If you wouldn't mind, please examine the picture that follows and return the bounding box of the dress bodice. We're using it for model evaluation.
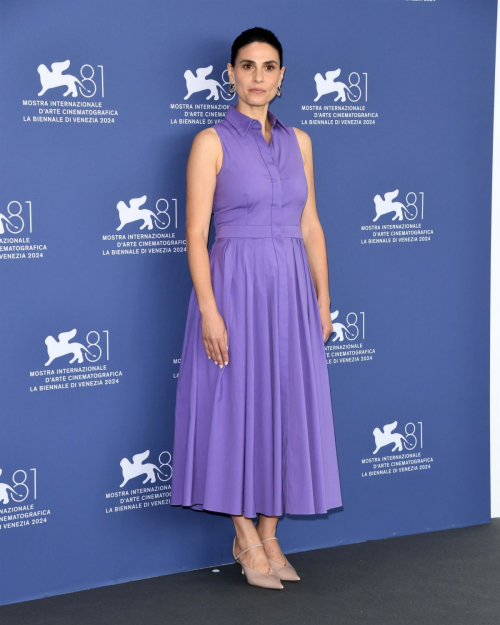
[212,104,308,235]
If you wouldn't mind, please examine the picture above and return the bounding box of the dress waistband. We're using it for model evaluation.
[215,224,303,240]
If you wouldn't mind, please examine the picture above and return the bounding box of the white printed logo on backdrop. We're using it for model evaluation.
[361,421,434,478]
[301,67,379,127]
[360,189,434,245]
[171,64,235,127]
[22,59,118,125]
[29,328,123,393]
[184,65,234,102]
[325,309,376,365]
[102,194,186,256]
[0,200,49,261]
[0,466,51,532]
[104,450,172,514]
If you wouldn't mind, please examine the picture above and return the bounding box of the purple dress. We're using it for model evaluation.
[170,104,343,518]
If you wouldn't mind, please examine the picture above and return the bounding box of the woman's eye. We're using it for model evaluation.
[242,64,275,70]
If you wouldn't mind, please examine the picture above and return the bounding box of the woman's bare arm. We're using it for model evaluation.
[293,127,333,342]
[185,128,229,367]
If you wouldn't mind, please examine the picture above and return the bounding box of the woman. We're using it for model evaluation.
[171,27,343,590]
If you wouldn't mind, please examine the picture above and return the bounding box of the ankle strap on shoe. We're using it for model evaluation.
[234,541,264,561]
[261,537,278,544]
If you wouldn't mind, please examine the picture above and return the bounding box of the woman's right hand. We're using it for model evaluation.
[201,309,229,367]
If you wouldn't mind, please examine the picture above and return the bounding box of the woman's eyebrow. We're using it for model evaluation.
[239,59,278,64]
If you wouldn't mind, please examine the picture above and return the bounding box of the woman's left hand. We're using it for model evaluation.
[318,301,333,343]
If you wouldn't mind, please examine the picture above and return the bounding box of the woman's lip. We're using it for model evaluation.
[250,89,265,92]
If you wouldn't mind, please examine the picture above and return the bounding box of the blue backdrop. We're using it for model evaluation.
[0,0,495,606]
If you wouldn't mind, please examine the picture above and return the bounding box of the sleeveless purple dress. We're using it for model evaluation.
[170,104,343,518]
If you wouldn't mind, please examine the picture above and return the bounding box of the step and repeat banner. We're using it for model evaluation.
[0,0,495,606]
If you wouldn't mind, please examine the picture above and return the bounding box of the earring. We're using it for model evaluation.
[276,84,282,97]
[229,83,236,93]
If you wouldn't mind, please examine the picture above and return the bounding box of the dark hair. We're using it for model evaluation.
[230,27,283,69]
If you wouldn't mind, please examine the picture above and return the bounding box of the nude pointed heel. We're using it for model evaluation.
[261,537,301,581]
[233,537,284,589]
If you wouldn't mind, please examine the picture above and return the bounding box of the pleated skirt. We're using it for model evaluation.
[170,235,343,518]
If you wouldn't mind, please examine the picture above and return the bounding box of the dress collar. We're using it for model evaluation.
[224,104,290,137]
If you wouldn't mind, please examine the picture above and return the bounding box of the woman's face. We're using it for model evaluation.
[229,41,284,105]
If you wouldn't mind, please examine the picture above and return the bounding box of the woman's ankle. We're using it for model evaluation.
[255,524,276,539]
